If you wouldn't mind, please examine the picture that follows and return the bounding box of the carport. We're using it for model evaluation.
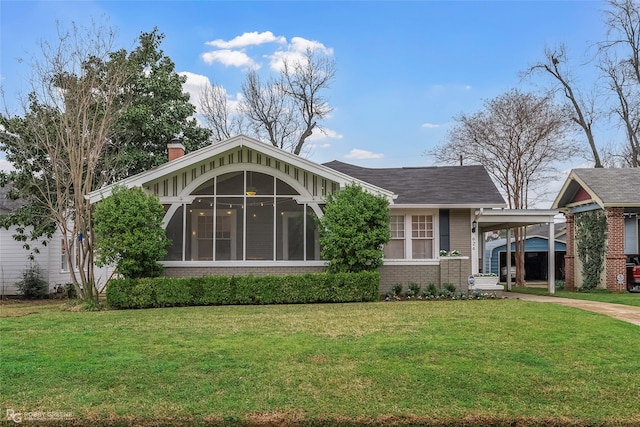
[473,209,560,294]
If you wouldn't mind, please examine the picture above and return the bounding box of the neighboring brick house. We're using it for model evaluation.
[552,168,640,292]
[87,135,507,294]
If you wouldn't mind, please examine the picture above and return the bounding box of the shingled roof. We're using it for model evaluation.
[323,161,506,206]
[553,168,640,209]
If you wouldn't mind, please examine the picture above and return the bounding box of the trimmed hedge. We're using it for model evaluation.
[106,272,379,309]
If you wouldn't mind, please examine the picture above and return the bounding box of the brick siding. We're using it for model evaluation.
[605,207,627,292]
[564,213,575,291]
[164,262,470,296]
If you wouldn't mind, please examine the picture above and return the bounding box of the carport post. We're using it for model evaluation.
[548,220,555,295]
[506,228,512,291]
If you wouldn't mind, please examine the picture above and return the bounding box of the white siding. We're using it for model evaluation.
[0,227,113,296]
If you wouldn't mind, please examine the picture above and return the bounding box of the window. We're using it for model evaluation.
[411,215,433,259]
[384,215,405,259]
[61,238,80,271]
[61,239,69,271]
[164,171,320,262]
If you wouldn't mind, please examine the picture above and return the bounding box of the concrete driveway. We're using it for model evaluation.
[504,293,640,326]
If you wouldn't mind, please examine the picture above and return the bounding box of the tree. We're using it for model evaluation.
[199,83,248,141]
[201,48,335,155]
[93,186,169,279]
[316,183,390,273]
[0,22,130,301]
[0,24,209,300]
[523,45,604,168]
[600,55,640,167]
[599,0,640,167]
[429,89,574,285]
[524,0,640,168]
[103,28,212,181]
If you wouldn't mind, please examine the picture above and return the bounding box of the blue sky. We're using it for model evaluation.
[0,1,615,206]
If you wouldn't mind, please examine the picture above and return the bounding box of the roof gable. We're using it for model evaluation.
[553,168,640,209]
[323,161,505,207]
[87,135,394,203]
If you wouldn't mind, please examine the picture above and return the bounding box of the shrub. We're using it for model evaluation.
[317,183,390,273]
[443,283,456,293]
[52,283,76,299]
[94,185,170,279]
[16,261,49,299]
[106,271,380,309]
[575,209,607,290]
[423,283,438,297]
[406,282,421,299]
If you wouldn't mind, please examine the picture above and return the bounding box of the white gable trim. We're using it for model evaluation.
[87,135,395,204]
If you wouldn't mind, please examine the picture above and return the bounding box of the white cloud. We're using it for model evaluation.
[290,37,333,55]
[181,71,209,101]
[268,37,333,71]
[180,72,244,117]
[201,49,258,69]
[308,128,343,141]
[307,143,331,150]
[345,149,384,160]
[421,123,440,129]
[0,158,14,172]
[205,31,286,49]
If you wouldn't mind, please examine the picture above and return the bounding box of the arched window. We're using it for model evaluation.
[164,171,320,262]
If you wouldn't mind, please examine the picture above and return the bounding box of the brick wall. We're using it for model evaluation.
[564,213,575,291]
[163,266,324,278]
[164,263,466,296]
[378,264,441,295]
[605,207,627,292]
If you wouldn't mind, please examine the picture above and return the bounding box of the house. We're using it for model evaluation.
[552,168,640,291]
[0,186,113,296]
[87,135,510,294]
[484,223,566,282]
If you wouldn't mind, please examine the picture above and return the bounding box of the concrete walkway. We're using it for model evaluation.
[504,293,640,326]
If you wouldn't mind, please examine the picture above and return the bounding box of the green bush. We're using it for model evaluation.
[106,271,380,309]
[317,183,390,273]
[93,185,170,279]
[16,261,49,299]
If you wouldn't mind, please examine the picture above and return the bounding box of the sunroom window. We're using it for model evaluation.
[163,171,320,262]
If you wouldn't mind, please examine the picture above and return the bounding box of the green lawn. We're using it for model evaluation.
[512,286,640,307]
[1,299,640,426]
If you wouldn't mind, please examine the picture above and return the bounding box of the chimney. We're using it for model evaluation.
[167,139,185,162]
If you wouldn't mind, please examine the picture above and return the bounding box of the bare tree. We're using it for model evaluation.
[602,0,640,82]
[199,83,247,141]
[599,0,640,166]
[0,22,131,300]
[241,70,298,151]
[600,55,640,166]
[200,48,336,156]
[523,45,603,168]
[429,89,574,285]
[280,49,336,155]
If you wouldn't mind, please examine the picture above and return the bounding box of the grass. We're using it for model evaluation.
[1,299,640,426]
[512,285,640,307]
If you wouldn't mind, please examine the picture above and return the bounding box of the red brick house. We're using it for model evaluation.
[552,168,640,291]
